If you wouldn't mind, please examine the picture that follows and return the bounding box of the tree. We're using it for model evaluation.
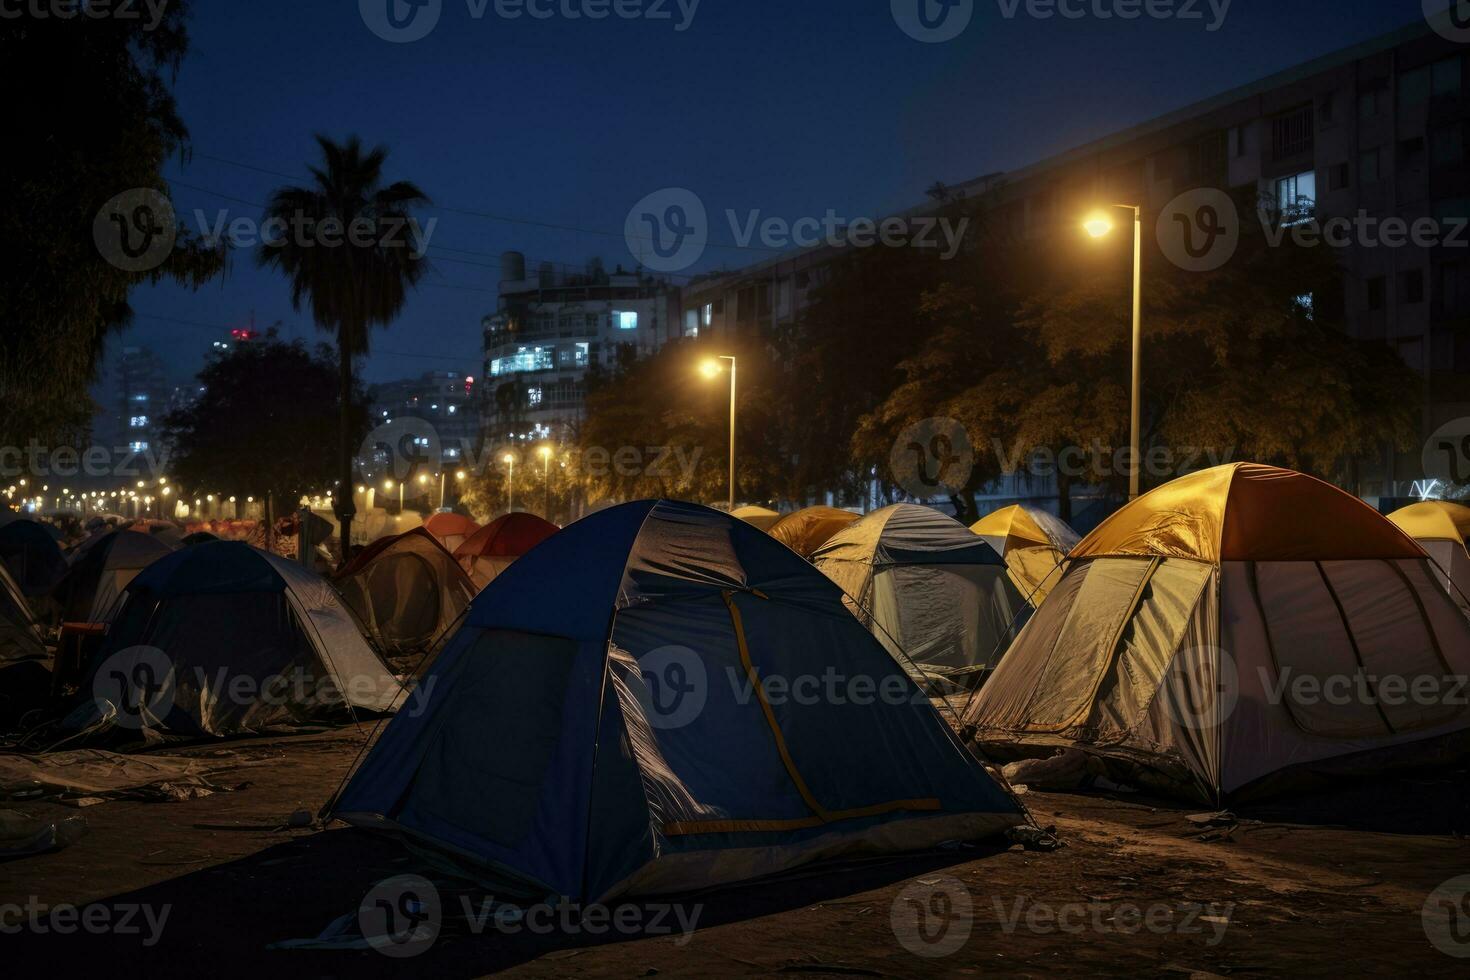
[257,136,430,559]
[161,336,367,527]
[1,4,225,447]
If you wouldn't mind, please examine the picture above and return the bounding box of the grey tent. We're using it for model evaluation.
[964,464,1470,804]
[813,504,1027,692]
[54,530,173,624]
[80,542,404,738]
[335,529,476,655]
[0,519,67,598]
[0,562,45,663]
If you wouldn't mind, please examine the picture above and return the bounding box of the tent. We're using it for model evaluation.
[812,504,1027,692]
[1388,501,1470,615]
[963,463,1470,804]
[0,519,67,598]
[731,505,781,531]
[0,562,45,663]
[181,531,219,547]
[421,512,481,554]
[331,501,1025,903]
[53,530,174,624]
[453,512,560,590]
[335,529,475,655]
[80,541,404,738]
[768,506,861,560]
[125,519,185,550]
[971,505,1081,606]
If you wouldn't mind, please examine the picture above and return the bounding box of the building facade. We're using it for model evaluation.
[368,370,480,469]
[481,253,681,444]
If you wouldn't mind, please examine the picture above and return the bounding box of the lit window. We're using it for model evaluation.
[129,416,149,428]
[448,405,457,415]
[1275,171,1316,226]
[702,303,713,326]
[616,311,638,331]
[129,441,149,452]
[490,347,555,375]
[528,386,543,407]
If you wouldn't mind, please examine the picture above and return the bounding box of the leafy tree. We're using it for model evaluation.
[257,136,430,556]
[161,335,368,526]
[2,4,225,446]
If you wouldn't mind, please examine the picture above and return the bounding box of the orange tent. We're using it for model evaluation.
[768,506,860,559]
[454,513,560,590]
[421,512,481,553]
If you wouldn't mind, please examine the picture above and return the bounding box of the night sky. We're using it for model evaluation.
[128,0,1430,389]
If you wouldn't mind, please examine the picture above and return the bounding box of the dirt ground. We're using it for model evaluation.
[1,727,1468,979]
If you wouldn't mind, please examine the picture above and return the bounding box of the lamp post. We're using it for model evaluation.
[538,445,553,520]
[502,453,516,513]
[1084,204,1144,500]
[699,356,738,512]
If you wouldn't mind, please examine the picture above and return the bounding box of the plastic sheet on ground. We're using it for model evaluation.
[0,809,88,859]
[0,749,259,805]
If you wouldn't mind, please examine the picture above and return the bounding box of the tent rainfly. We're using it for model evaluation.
[54,530,174,624]
[79,541,404,738]
[335,528,476,654]
[453,513,560,591]
[1388,501,1470,615]
[331,501,1025,903]
[964,463,1470,804]
[0,562,45,663]
[768,506,862,560]
[971,505,1081,606]
[812,504,1027,692]
[0,519,67,598]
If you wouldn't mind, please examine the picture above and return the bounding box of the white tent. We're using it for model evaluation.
[813,504,1026,692]
[964,464,1470,804]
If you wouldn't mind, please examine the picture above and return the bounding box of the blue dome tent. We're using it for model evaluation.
[331,500,1025,903]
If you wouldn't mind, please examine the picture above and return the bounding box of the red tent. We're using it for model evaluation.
[421,512,481,553]
[454,513,559,590]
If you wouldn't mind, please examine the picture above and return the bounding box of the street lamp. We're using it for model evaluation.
[502,453,516,513]
[699,356,738,512]
[1083,204,1144,500]
[538,445,553,520]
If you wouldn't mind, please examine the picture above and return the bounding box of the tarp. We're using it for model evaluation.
[768,506,861,559]
[76,541,403,738]
[731,505,781,531]
[453,513,560,590]
[332,500,1025,903]
[966,464,1470,804]
[1072,463,1425,563]
[0,519,67,597]
[813,504,1026,691]
[972,505,1081,606]
[335,529,475,654]
[53,530,174,624]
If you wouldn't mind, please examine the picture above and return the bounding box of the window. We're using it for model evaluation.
[1275,170,1317,225]
[1432,124,1464,168]
[684,309,698,335]
[489,346,554,376]
[527,386,543,407]
[1400,136,1427,170]
[1400,66,1433,110]
[1359,147,1382,184]
[1433,56,1463,97]
[1367,276,1387,312]
[1328,163,1350,191]
[1318,93,1336,125]
[614,311,638,331]
[129,441,149,453]
[1441,262,1470,316]
[129,415,149,428]
[1359,80,1388,120]
[702,303,713,326]
[1271,105,1314,159]
[1402,269,1426,305]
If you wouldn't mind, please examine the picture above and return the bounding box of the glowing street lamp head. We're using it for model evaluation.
[1083,212,1115,239]
[383,479,395,490]
[417,473,429,485]
[502,453,515,466]
[699,359,723,379]
[455,470,467,481]
[538,445,553,460]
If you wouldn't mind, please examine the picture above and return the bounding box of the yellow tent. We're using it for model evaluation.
[769,506,861,559]
[971,505,1080,605]
[1388,501,1470,613]
[730,505,781,531]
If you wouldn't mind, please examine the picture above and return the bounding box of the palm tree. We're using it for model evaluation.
[258,135,430,558]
